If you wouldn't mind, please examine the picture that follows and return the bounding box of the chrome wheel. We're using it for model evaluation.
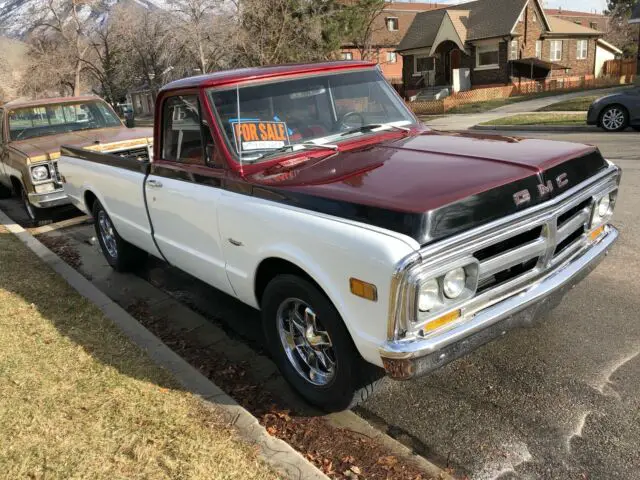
[277,298,336,386]
[97,210,118,258]
[602,107,626,131]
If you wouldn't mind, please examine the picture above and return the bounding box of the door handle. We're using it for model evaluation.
[147,179,163,188]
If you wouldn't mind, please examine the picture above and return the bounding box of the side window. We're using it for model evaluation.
[162,95,207,164]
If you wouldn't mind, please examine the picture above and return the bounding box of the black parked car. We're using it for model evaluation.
[587,87,640,132]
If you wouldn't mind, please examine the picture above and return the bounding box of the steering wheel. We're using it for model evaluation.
[337,111,365,131]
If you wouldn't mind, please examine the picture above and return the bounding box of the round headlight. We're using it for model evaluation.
[443,267,466,299]
[31,165,50,182]
[597,195,611,218]
[418,279,440,312]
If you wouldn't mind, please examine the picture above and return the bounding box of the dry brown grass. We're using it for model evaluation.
[0,226,278,480]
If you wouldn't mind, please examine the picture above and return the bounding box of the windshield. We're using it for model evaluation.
[8,101,122,141]
[208,69,416,162]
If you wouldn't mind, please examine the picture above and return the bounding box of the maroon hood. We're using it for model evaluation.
[243,131,607,244]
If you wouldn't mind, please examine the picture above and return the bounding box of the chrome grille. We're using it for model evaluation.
[474,198,593,292]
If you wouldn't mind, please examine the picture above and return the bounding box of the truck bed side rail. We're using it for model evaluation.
[60,145,150,175]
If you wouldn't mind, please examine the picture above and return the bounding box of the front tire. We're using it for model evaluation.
[92,200,147,272]
[20,184,50,227]
[262,274,384,412]
[600,105,629,132]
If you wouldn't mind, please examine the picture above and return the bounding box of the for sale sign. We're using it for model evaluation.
[231,120,290,152]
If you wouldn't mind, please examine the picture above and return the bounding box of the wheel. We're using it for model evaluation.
[261,274,384,412]
[92,200,147,272]
[19,183,50,227]
[600,105,629,132]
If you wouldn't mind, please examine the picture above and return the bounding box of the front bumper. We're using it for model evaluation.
[380,226,618,380]
[28,189,70,209]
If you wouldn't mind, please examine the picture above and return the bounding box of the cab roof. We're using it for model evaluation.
[161,61,377,92]
[2,95,104,110]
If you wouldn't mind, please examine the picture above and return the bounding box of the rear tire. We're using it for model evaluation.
[261,274,384,412]
[92,200,147,272]
[600,105,629,132]
[19,183,50,227]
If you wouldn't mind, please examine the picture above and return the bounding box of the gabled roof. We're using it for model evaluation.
[545,16,602,35]
[545,9,606,18]
[465,0,528,41]
[396,9,448,51]
[630,3,640,24]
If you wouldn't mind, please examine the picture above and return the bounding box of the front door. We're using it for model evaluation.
[145,92,235,297]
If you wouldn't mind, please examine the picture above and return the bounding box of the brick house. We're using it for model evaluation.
[339,2,445,82]
[396,0,613,95]
[545,8,610,34]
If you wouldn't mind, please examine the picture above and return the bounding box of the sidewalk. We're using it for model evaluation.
[422,86,628,131]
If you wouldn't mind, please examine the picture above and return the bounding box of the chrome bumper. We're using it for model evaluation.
[28,189,70,208]
[380,226,618,380]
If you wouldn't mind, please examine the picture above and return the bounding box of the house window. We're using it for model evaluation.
[535,40,542,59]
[574,21,582,25]
[386,17,399,31]
[550,40,563,61]
[510,40,519,60]
[387,52,397,64]
[577,39,588,60]
[476,43,500,69]
[414,55,435,75]
[341,52,353,61]
[590,22,598,29]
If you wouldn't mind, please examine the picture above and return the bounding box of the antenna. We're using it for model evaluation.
[236,84,242,172]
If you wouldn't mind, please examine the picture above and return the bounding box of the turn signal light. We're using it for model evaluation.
[589,225,605,242]
[424,309,461,333]
[350,278,378,302]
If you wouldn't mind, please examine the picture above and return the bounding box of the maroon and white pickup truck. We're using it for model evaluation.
[59,61,620,411]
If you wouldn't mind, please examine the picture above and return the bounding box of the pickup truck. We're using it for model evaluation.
[58,61,621,411]
[0,96,152,225]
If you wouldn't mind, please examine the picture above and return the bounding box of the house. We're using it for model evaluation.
[545,8,609,33]
[396,0,615,95]
[339,2,445,82]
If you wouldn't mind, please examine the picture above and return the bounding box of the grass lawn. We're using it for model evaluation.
[480,113,587,126]
[537,95,600,112]
[0,225,277,480]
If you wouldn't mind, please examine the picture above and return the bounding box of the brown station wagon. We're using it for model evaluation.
[0,95,153,225]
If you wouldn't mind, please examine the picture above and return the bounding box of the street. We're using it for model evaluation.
[1,129,638,480]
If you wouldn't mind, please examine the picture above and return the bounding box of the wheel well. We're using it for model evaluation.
[10,176,22,194]
[84,191,97,214]
[254,257,326,307]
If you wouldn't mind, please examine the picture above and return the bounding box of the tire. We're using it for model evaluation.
[92,200,147,272]
[19,183,50,227]
[261,274,384,412]
[600,105,629,132]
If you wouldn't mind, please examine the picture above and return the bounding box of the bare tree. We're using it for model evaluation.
[342,0,386,61]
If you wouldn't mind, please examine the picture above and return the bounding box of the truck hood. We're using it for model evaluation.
[11,126,153,163]
[247,131,608,244]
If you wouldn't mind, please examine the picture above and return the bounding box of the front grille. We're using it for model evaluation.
[473,198,594,294]
[117,147,150,162]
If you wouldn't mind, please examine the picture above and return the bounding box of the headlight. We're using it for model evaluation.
[443,267,466,299]
[31,165,50,182]
[418,279,440,312]
[591,191,616,228]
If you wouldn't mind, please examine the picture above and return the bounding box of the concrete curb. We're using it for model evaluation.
[0,209,328,480]
[472,124,598,132]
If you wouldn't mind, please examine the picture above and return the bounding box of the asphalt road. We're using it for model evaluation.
[2,129,638,480]
[361,130,640,479]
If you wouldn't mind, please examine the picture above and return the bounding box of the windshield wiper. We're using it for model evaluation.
[256,142,338,161]
[340,124,411,137]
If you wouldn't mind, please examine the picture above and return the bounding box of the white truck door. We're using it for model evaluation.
[144,93,235,297]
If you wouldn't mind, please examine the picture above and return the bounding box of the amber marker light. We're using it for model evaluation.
[589,225,606,242]
[349,278,378,301]
[424,309,461,334]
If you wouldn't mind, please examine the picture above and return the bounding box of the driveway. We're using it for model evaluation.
[423,86,632,131]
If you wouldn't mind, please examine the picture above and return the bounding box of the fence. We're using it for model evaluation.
[408,74,636,115]
[603,59,637,77]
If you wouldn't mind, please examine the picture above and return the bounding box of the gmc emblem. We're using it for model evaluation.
[513,173,569,207]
